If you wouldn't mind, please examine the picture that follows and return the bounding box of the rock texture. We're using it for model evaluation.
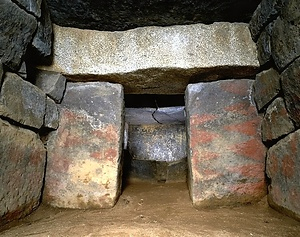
[44,97,59,130]
[44,82,124,209]
[267,129,300,220]
[261,97,295,142]
[35,70,66,103]
[15,0,42,17]
[46,0,260,31]
[40,23,258,94]
[0,0,37,71]
[0,119,46,224]
[186,79,267,208]
[281,58,300,126]
[253,68,281,112]
[0,73,46,129]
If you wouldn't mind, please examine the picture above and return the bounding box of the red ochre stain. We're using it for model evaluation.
[290,188,300,209]
[227,163,265,180]
[282,155,295,179]
[230,180,266,196]
[267,152,279,175]
[230,138,266,161]
[90,151,103,160]
[92,124,118,141]
[104,148,118,161]
[220,80,249,96]
[224,119,259,136]
[190,129,220,146]
[190,114,218,125]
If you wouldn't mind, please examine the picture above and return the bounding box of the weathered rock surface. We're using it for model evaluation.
[44,82,124,209]
[15,0,42,17]
[271,16,300,71]
[128,124,186,162]
[0,73,46,129]
[44,97,59,130]
[0,119,46,224]
[46,0,260,31]
[256,23,273,66]
[31,0,53,57]
[261,97,295,143]
[249,0,282,42]
[35,70,66,103]
[267,129,300,221]
[0,0,37,71]
[0,64,3,85]
[281,58,300,126]
[40,23,259,94]
[186,79,267,208]
[253,68,281,112]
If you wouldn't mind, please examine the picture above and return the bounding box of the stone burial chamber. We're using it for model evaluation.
[1,0,300,227]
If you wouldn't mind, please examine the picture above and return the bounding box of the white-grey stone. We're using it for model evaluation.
[40,23,259,94]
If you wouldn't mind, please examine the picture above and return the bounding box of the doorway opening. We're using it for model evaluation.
[122,94,188,188]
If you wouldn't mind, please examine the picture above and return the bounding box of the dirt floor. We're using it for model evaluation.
[1,181,300,237]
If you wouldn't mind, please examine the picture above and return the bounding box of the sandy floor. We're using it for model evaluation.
[1,181,300,237]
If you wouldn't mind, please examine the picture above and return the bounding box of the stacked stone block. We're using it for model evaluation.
[44,82,124,209]
[0,0,55,225]
[250,0,300,220]
[186,79,267,207]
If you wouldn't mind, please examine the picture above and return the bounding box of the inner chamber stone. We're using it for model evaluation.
[124,94,187,183]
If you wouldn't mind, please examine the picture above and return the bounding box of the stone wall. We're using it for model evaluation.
[0,0,60,225]
[249,0,300,221]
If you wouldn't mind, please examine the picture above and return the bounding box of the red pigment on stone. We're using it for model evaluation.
[282,155,295,179]
[227,163,265,180]
[104,148,118,162]
[230,138,266,161]
[190,129,220,144]
[190,114,218,125]
[230,180,266,196]
[223,119,260,137]
[220,80,249,96]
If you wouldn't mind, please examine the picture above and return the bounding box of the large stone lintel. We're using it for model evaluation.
[40,23,259,94]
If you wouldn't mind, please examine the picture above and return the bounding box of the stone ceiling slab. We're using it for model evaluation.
[40,23,259,94]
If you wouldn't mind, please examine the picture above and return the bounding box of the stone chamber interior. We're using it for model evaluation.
[1,0,300,236]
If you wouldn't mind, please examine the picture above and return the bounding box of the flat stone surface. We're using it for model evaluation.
[40,23,259,94]
[267,129,300,221]
[0,0,37,71]
[0,119,46,224]
[46,0,260,31]
[256,23,273,66]
[271,16,300,70]
[186,79,267,208]
[44,97,59,130]
[261,97,295,143]
[35,70,66,103]
[0,73,46,129]
[253,68,281,112]
[44,82,124,209]
[128,124,186,162]
[281,57,300,126]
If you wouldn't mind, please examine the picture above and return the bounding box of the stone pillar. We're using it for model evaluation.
[44,82,124,209]
[185,79,267,208]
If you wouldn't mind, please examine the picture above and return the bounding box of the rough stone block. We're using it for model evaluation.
[271,17,300,70]
[261,97,295,143]
[186,79,267,208]
[281,58,300,126]
[0,119,46,224]
[253,68,281,111]
[44,97,59,130]
[0,0,37,70]
[249,0,282,42]
[44,82,124,209]
[257,23,273,66]
[0,64,3,85]
[31,0,53,57]
[15,0,42,17]
[39,23,258,94]
[128,124,186,162]
[35,70,66,103]
[0,73,46,129]
[266,129,300,220]
[281,0,300,23]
